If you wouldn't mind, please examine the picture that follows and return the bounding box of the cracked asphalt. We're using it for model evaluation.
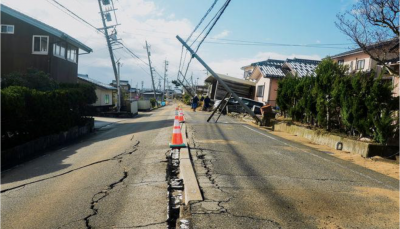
[1,106,175,229]
[185,110,399,229]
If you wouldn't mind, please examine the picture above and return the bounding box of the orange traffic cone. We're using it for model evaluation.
[169,119,186,148]
[178,108,185,123]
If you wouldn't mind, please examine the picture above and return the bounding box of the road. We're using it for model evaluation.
[1,107,175,229]
[185,110,399,229]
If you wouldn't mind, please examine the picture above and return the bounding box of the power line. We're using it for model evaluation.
[194,0,232,53]
[186,0,219,42]
[49,0,102,33]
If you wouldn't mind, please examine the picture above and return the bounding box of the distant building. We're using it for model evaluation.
[110,80,131,93]
[77,74,116,108]
[243,58,320,106]
[1,4,92,83]
[331,41,399,97]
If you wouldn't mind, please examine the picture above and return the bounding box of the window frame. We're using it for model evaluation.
[66,46,77,63]
[105,94,110,104]
[356,59,365,70]
[53,42,66,59]
[256,85,264,97]
[1,24,14,34]
[32,35,49,55]
[338,60,344,65]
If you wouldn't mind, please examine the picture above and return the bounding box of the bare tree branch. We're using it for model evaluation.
[335,0,399,73]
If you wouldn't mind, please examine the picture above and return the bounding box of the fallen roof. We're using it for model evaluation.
[205,73,256,86]
[1,4,92,53]
[78,74,116,90]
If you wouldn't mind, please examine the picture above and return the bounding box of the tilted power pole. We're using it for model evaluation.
[145,41,157,106]
[163,59,168,102]
[97,0,121,111]
[176,35,261,124]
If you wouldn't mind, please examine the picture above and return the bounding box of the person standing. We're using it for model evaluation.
[192,95,199,112]
[203,95,211,111]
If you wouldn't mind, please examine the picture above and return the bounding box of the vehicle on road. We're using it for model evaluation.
[213,97,265,114]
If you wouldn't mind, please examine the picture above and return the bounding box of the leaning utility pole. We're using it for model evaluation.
[117,61,121,111]
[97,0,121,111]
[163,59,168,102]
[145,41,157,105]
[176,35,261,124]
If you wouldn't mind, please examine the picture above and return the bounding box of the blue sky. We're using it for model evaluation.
[3,0,357,88]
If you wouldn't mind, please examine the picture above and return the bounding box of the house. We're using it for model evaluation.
[205,73,256,100]
[110,80,131,93]
[246,58,320,106]
[128,88,140,100]
[331,41,399,97]
[1,4,92,83]
[77,74,117,108]
[141,89,163,100]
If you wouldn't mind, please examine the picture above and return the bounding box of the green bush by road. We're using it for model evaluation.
[1,70,97,150]
[277,58,399,144]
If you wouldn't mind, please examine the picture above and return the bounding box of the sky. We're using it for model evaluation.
[2,0,358,89]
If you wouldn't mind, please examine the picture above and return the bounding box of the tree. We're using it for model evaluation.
[314,58,346,130]
[336,0,399,73]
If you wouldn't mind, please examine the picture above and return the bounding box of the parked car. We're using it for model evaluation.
[213,97,265,114]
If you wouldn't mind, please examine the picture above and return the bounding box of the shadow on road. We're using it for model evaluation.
[1,116,174,185]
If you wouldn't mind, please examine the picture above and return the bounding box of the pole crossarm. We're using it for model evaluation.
[177,78,194,98]
[176,35,261,124]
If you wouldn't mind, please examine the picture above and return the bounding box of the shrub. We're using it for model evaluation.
[183,94,191,105]
[150,98,156,107]
[1,69,59,91]
[1,84,96,150]
[276,58,399,144]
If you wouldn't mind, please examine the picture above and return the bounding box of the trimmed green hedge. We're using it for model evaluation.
[1,71,97,150]
[277,58,399,144]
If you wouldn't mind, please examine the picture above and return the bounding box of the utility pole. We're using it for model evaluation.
[163,59,168,102]
[116,61,121,112]
[145,41,157,106]
[97,0,120,112]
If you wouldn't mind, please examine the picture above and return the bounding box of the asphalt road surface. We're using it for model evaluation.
[1,107,175,229]
[185,110,399,229]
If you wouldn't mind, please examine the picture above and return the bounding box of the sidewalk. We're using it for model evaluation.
[183,108,399,228]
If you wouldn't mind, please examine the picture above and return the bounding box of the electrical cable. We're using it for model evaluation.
[186,0,219,42]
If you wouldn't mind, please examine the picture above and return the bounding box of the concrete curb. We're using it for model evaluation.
[179,123,203,205]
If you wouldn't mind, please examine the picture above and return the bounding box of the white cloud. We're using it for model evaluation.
[212,30,230,39]
[316,40,321,44]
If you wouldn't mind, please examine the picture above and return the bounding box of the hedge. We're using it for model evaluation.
[277,58,399,144]
[2,83,96,150]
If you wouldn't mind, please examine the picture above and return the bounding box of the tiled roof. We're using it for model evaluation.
[78,74,117,90]
[284,58,321,77]
[251,59,285,67]
[1,4,92,52]
[253,59,286,78]
[259,65,285,78]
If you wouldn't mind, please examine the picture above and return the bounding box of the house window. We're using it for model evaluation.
[105,94,110,104]
[1,25,14,34]
[32,35,49,54]
[53,43,66,59]
[338,60,344,65]
[356,59,365,70]
[67,46,77,63]
[349,61,353,71]
[256,85,264,97]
